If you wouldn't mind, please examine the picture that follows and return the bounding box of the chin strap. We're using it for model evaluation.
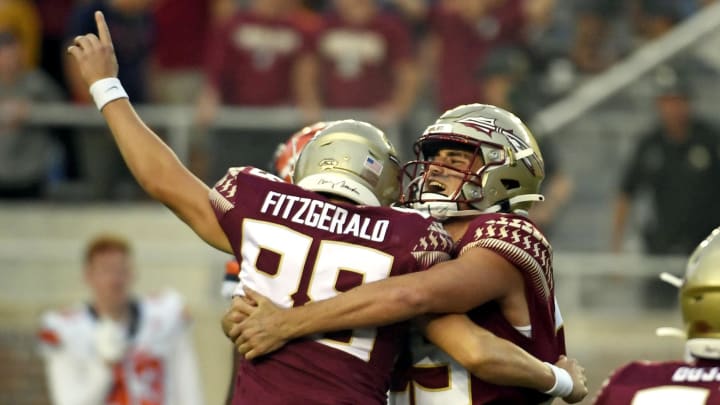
[476,193,545,214]
[412,193,546,221]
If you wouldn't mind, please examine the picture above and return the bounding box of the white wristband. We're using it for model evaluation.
[543,362,573,397]
[89,78,128,111]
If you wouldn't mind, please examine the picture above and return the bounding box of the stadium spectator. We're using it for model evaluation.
[65,0,154,104]
[36,0,75,93]
[478,46,573,236]
[594,226,720,404]
[37,234,204,405]
[569,0,627,74]
[196,0,318,181]
[66,14,585,402]
[612,66,720,256]
[0,28,63,199]
[35,0,79,186]
[634,0,689,43]
[64,0,155,200]
[612,65,720,310]
[313,0,419,126]
[408,0,545,112]
[150,0,232,104]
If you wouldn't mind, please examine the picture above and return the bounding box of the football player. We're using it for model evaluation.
[37,235,203,405]
[593,226,720,405]
[228,103,585,403]
[67,13,583,404]
[219,121,326,403]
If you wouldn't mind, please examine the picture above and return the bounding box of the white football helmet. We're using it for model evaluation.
[681,226,720,359]
[293,120,401,206]
[400,104,545,220]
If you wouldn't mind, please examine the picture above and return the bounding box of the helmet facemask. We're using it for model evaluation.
[401,134,488,219]
[400,131,543,220]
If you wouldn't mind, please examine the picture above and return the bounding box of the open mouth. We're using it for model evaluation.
[424,180,446,194]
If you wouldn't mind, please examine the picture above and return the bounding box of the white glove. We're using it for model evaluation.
[94,318,128,363]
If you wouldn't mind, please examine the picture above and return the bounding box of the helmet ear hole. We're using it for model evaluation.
[501,179,520,190]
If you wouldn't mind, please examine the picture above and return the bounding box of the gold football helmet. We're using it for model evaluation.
[293,120,401,206]
[400,104,545,220]
[681,226,720,359]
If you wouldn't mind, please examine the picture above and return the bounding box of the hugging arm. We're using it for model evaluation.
[421,314,587,403]
[234,247,516,346]
[222,291,586,402]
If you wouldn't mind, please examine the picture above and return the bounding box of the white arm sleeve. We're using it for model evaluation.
[44,349,113,405]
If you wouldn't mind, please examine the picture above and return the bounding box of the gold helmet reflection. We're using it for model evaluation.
[293,120,401,206]
[682,227,720,359]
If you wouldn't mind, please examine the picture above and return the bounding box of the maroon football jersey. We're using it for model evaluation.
[210,167,453,404]
[204,12,311,106]
[392,213,565,404]
[594,359,720,405]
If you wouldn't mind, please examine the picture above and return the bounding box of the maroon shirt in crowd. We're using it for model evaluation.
[153,0,210,70]
[431,0,526,111]
[317,12,413,108]
[204,12,312,105]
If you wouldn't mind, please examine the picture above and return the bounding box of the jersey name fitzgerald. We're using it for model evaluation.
[260,190,389,242]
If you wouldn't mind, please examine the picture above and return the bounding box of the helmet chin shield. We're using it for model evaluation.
[409,192,461,222]
[686,338,720,360]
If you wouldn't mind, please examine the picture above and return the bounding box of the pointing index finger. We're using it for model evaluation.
[95,11,113,47]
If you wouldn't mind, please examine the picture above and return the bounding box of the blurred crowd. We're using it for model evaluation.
[0,0,717,202]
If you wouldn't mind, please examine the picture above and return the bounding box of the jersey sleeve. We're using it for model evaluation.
[37,311,114,405]
[210,166,284,219]
[460,215,553,299]
[209,167,244,218]
[37,312,63,354]
[409,219,453,270]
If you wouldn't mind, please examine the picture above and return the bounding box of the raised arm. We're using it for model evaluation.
[67,11,231,253]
